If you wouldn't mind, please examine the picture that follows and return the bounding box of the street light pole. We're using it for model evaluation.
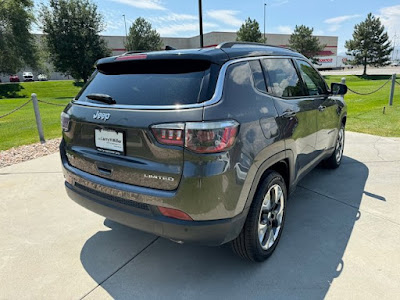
[122,14,128,42]
[263,3,267,43]
[198,0,204,48]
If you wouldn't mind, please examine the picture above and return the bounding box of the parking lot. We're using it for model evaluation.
[1,132,399,299]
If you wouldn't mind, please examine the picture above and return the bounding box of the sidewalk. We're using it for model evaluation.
[1,132,399,299]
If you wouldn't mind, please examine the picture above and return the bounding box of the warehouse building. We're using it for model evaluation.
[0,31,338,82]
[106,31,338,57]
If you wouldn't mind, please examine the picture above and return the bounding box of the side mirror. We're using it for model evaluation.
[331,83,348,95]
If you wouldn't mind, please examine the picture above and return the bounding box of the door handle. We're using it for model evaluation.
[281,110,296,118]
[318,105,326,112]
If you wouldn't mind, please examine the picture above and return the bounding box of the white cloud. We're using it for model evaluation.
[276,26,292,34]
[206,10,242,27]
[324,14,361,24]
[149,13,197,23]
[324,14,360,32]
[270,0,289,7]
[378,5,400,45]
[110,0,166,10]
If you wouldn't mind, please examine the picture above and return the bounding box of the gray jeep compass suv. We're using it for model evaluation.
[60,42,347,262]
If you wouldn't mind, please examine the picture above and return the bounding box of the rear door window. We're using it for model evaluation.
[261,58,306,98]
[295,60,328,95]
[76,60,213,106]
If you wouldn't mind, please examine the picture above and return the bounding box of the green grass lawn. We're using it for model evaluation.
[325,75,400,137]
[0,75,399,151]
[0,81,82,150]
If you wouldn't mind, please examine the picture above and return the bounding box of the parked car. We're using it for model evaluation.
[23,72,34,81]
[38,74,48,81]
[9,75,20,82]
[60,42,348,262]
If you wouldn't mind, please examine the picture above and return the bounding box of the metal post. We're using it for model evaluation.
[198,0,203,48]
[263,3,266,43]
[389,74,396,106]
[341,77,346,85]
[122,15,128,40]
[31,93,45,144]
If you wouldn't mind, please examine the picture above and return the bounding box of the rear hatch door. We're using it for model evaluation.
[63,57,220,191]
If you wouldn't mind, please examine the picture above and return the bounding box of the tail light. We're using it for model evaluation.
[61,112,70,132]
[151,123,184,146]
[151,120,239,153]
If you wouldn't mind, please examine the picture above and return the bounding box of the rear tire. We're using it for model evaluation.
[231,171,287,262]
[324,124,345,169]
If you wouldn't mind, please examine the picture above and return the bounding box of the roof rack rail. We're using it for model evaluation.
[216,41,295,52]
[121,50,143,56]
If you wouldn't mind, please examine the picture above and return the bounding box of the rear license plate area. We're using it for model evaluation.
[95,128,125,155]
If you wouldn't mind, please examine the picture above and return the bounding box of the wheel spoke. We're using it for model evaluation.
[266,228,274,248]
[276,207,284,224]
[274,185,283,204]
[258,223,267,242]
[262,192,272,211]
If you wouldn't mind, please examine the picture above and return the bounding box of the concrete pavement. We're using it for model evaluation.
[0,132,399,299]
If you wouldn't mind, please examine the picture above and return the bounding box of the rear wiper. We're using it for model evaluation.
[86,93,116,104]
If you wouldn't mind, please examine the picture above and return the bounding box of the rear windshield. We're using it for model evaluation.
[76,59,214,106]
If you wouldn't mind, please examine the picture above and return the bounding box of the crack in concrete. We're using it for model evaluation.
[372,138,387,161]
[80,236,159,300]
[297,185,400,227]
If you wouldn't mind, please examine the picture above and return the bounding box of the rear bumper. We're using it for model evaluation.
[65,180,247,246]
[61,139,248,245]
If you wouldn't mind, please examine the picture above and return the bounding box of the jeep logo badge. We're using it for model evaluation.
[93,111,110,121]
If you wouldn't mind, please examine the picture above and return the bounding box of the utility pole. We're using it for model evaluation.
[263,3,267,43]
[198,0,204,47]
[122,14,128,44]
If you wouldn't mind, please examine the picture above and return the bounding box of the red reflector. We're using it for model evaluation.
[116,54,147,61]
[158,207,193,221]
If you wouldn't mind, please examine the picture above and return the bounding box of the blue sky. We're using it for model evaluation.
[34,0,400,55]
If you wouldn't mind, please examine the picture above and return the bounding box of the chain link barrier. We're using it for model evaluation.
[37,99,66,107]
[0,99,32,119]
[347,78,391,95]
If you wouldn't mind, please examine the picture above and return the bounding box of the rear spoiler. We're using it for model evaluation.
[96,58,215,75]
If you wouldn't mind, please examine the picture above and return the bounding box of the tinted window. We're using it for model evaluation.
[249,60,267,93]
[296,60,328,95]
[224,61,253,97]
[76,64,210,106]
[261,58,305,97]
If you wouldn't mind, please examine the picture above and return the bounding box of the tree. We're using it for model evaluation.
[236,18,263,43]
[345,13,393,76]
[0,0,38,74]
[288,25,324,61]
[40,0,110,82]
[125,18,162,51]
